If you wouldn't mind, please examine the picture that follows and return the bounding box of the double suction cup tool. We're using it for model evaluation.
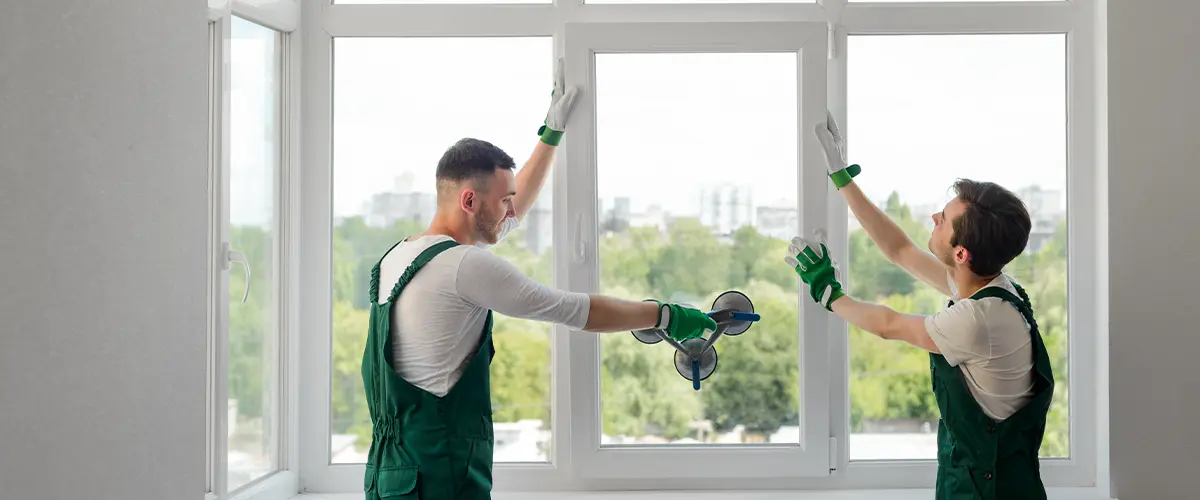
[631,291,761,391]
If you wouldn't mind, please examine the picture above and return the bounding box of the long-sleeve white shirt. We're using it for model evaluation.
[377,227,590,396]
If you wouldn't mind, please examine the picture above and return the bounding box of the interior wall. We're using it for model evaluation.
[1107,0,1200,498]
[0,1,209,498]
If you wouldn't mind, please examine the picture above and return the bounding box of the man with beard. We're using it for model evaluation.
[361,67,717,500]
[785,113,1054,500]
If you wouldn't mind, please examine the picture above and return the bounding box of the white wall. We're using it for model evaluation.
[1108,0,1200,498]
[0,1,208,499]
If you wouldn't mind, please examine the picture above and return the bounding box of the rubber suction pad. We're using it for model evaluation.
[674,337,718,382]
[631,328,664,344]
[712,290,755,336]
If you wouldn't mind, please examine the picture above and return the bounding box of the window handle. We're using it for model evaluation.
[222,242,251,304]
[573,212,586,264]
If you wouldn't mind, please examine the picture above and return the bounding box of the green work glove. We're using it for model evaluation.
[537,58,580,146]
[814,110,862,189]
[646,300,717,342]
[784,231,846,311]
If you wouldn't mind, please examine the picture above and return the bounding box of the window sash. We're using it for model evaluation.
[560,20,833,480]
[209,12,300,500]
[297,0,1100,493]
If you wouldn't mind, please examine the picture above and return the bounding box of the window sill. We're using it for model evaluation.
[292,488,1113,500]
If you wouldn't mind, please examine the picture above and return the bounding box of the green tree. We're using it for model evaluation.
[648,218,730,302]
[700,281,800,438]
[331,301,372,445]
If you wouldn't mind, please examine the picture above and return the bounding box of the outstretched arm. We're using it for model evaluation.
[456,248,714,339]
[814,112,953,297]
[830,296,940,353]
[786,234,940,353]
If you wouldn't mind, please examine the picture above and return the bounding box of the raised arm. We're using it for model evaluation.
[814,112,953,297]
[512,59,578,220]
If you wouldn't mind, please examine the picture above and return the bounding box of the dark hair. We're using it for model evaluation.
[949,179,1032,277]
[435,138,515,193]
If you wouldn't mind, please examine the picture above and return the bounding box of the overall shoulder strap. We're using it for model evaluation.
[969,281,1038,333]
[385,240,460,303]
[369,238,409,305]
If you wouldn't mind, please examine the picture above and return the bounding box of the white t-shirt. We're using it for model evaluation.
[924,274,1036,421]
[377,221,590,397]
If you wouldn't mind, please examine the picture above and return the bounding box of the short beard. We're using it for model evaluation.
[474,208,502,245]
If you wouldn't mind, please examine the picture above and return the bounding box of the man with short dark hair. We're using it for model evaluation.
[786,113,1054,500]
[361,64,717,500]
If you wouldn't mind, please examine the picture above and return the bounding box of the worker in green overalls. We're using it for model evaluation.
[361,61,718,500]
[785,112,1055,500]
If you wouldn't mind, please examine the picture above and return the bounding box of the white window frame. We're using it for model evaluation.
[298,0,1104,495]
[207,2,303,500]
[561,21,832,481]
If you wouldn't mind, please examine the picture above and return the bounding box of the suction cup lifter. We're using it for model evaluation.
[630,290,762,391]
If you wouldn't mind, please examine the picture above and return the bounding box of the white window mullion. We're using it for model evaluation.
[1062,0,1099,487]
[824,20,852,474]
[298,0,337,492]
[279,28,305,480]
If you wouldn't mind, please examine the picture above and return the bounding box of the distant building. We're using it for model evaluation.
[361,173,436,228]
[756,205,798,240]
[523,203,552,255]
[1016,186,1065,253]
[699,184,754,236]
[600,197,632,234]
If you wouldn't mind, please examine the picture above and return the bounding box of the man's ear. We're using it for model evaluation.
[460,188,476,214]
[955,247,970,266]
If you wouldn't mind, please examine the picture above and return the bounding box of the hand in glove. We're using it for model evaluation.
[785,231,846,311]
[814,111,862,189]
[537,58,580,146]
[646,300,717,342]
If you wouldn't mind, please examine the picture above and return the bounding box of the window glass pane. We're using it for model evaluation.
[596,53,801,446]
[331,37,554,464]
[228,16,281,491]
[846,34,1068,460]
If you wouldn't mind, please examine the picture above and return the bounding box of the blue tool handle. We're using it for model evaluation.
[730,312,761,322]
[692,360,701,391]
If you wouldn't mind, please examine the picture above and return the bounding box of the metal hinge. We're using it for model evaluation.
[829,437,838,471]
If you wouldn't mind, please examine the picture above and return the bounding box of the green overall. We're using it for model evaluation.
[931,281,1055,500]
[363,240,495,500]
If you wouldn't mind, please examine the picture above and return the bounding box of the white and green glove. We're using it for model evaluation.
[785,230,846,311]
[814,111,862,189]
[644,299,718,342]
[537,58,580,147]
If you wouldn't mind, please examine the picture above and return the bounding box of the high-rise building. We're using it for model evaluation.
[699,184,754,235]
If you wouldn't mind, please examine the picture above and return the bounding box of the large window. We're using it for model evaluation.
[845,34,1069,461]
[329,37,554,464]
[301,0,1100,493]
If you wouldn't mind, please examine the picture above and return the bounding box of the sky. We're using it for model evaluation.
[228,32,1068,227]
